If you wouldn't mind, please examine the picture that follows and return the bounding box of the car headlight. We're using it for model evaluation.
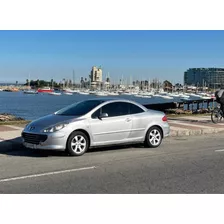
[43,122,68,133]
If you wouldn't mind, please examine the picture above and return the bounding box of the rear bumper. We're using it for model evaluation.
[162,124,170,137]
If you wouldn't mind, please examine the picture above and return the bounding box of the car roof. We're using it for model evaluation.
[83,98,136,104]
[82,98,147,111]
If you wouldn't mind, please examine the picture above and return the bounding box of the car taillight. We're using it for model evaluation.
[162,116,168,122]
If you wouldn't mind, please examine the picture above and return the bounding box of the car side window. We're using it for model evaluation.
[129,103,144,114]
[91,102,143,119]
[102,102,130,117]
[91,108,102,119]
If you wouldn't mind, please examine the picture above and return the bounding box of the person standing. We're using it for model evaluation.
[215,88,224,114]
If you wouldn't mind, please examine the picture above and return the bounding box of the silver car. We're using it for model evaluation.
[22,99,170,156]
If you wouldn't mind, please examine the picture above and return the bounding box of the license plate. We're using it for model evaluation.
[24,142,37,149]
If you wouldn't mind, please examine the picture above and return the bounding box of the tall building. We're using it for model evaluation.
[90,66,102,84]
[184,68,224,88]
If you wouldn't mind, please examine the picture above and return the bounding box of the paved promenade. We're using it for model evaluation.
[0,125,24,152]
[169,115,224,136]
[0,115,224,152]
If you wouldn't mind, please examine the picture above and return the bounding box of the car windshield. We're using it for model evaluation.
[55,100,103,116]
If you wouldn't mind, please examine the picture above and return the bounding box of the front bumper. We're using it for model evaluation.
[22,131,67,151]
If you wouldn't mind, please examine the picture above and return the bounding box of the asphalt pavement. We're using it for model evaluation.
[0,133,224,193]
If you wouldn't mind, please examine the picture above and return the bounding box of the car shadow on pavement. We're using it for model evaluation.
[88,143,144,154]
[0,137,68,158]
[0,137,145,158]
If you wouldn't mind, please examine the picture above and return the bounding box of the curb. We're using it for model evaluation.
[169,128,224,137]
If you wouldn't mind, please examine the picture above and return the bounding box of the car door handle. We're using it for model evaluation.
[126,118,132,122]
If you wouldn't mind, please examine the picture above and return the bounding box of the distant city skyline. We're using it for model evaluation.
[1,30,224,84]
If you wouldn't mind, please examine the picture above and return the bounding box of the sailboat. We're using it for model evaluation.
[24,74,38,94]
[63,88,77,93]
[48,79,61,95]
[37,87,53,93]
[108,91,119,96]
[63,70,78,94]
[64,92,73,95]
[24,89,38,94]
[48,92,62,96]
[95,91,108,96]
[79,90,90,95]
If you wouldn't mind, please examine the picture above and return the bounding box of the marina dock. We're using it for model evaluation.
[144,98,215,113]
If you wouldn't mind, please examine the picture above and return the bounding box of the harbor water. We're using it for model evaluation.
[0,91,214,120]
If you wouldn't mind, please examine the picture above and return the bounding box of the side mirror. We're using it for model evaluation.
[98,113,108,119]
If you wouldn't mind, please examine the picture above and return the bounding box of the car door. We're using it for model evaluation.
[128,103,147,140]
[89,102,133,145]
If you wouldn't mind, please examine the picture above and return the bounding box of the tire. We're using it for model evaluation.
[144,126,163,148]
[211,108,222,124]
[67,131,89,156]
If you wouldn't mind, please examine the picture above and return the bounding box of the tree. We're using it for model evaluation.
[175,83,182,87]
[30,80,35,86]
[50,79,54,88]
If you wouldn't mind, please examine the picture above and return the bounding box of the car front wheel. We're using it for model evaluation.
[144,126,163,148]
[67,131,89,156]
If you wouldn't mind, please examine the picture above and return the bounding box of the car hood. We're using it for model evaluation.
[27,114,80,129]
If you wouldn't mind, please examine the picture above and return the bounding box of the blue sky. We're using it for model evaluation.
[1,30,224,84]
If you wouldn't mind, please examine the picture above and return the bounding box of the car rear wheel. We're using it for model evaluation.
[67,131,89,156]
[144,126,162,148]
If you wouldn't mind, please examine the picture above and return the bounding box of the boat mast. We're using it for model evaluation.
[108,72,110,91]
[28,73,30,89]
[73,70,75,89]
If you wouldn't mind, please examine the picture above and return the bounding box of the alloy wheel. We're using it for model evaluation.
[149,129,161,146]
[71,135,87,154]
